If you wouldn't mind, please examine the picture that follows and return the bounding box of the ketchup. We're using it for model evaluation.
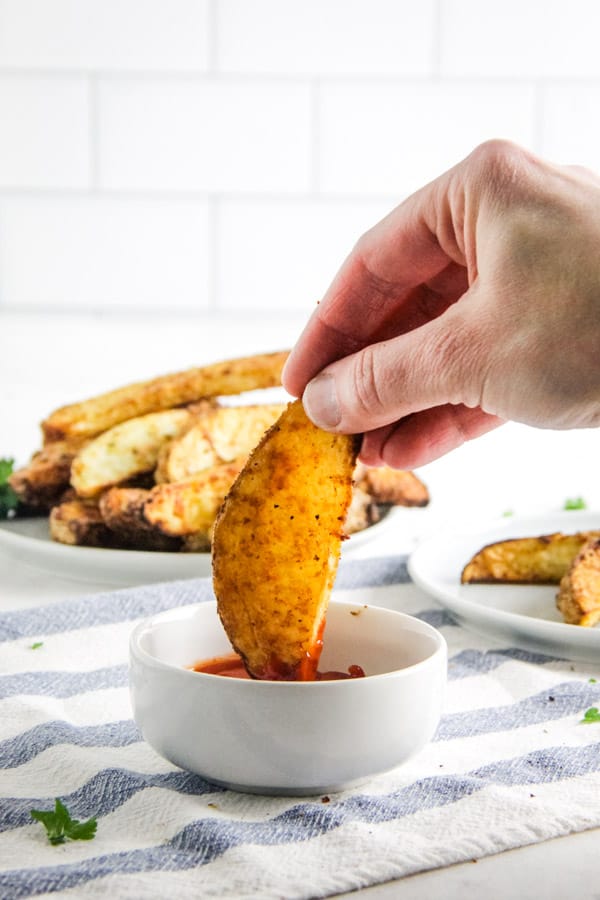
[191,652,365,681]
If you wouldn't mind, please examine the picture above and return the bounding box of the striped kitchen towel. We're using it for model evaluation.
[1,556,599,899]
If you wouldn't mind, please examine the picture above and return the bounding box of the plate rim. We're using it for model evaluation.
[0,503,410,585]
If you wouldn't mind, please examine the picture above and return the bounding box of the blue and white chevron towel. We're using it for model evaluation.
[1,557,599,899]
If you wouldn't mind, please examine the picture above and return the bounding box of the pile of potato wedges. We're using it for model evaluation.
[9,351,429,554]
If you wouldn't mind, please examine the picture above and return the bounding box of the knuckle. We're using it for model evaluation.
[351,346,387,419]
[426,320,483,408]
[469,138,528,174]
[468,139,538,198]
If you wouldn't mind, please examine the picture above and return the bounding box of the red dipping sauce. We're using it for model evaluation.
[191,652,365,681]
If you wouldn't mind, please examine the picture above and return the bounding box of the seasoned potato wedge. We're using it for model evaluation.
[212,399,359,680]
[156,403,286,484]
[144,459,246,536]
[9,439,88,508]
[70,409,193,498]
[42,350,289,442]
[461,531,600,584]
[557,538,600,627]
[354,464,429,507]
[50,498,116,548]
[98,487,183,552]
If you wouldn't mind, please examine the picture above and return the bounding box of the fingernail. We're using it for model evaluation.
[303,373,341,429]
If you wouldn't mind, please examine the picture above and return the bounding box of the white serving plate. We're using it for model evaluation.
[408,510,600,663]
[0,505,413,588]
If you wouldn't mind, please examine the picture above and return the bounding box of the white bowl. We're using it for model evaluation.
[129,600,447,795]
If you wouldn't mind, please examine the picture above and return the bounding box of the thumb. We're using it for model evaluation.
[301,301,484,434]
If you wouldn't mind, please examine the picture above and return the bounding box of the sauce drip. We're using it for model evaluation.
[191,652,365,681]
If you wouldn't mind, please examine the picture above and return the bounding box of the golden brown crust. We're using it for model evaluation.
[556,537,600,627]
[461,531,600,584]
[42,350,289,442]
[212,400,359,680]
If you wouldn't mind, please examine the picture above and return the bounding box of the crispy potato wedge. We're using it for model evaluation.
[70,408,193,498]
[154,398,219,483]
[99,487,183,551]
[354,464,429,507]
[156,403,286,484]
[42,350,289,443]
[144,459,246,537]
[557,538,600,627]
[9,439,88,508]
[461,531,600,584]
[50,498,117,548]
[212,399,359,681]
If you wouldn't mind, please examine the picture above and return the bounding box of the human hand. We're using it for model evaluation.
[282,141,600,469]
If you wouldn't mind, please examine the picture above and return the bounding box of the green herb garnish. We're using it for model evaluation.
[580,707,600,724]
[0,457,19,519]
[564,497,587,510]
[30,798,97,845]
[30,641,44,650]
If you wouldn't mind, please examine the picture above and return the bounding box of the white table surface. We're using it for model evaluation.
[1,311,599,899]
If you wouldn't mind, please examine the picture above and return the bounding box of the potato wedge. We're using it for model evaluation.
[99,487,183,552]
[354,464,429,507]
[154,398,219,483]
[9,439,88,508]
[461,531,600,584]
[70,408,193,498]
[557,537,600,627]
[182,532,212,553]
[42,350,289,443]
[212,399,359,680]
[144,459,246,536]
[50,498,117,548]
[156,403,286,484]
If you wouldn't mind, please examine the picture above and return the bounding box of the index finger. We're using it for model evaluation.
[282,167,466,397]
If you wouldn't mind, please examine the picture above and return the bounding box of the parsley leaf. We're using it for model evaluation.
[564,496,587,510]
[30,641,44,650]
[0,457,19,520]
[580,707,600,724]
[30,798,97,845]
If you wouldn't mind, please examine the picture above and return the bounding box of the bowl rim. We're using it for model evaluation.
[129,599,447,687]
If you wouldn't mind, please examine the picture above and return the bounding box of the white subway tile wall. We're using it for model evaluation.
[0,0,599,315]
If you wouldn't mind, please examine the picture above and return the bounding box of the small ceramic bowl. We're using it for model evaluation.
[129,600,447,795]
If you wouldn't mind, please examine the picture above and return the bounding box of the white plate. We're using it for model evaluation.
[0,506,408,589]
[408,510,600,663]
